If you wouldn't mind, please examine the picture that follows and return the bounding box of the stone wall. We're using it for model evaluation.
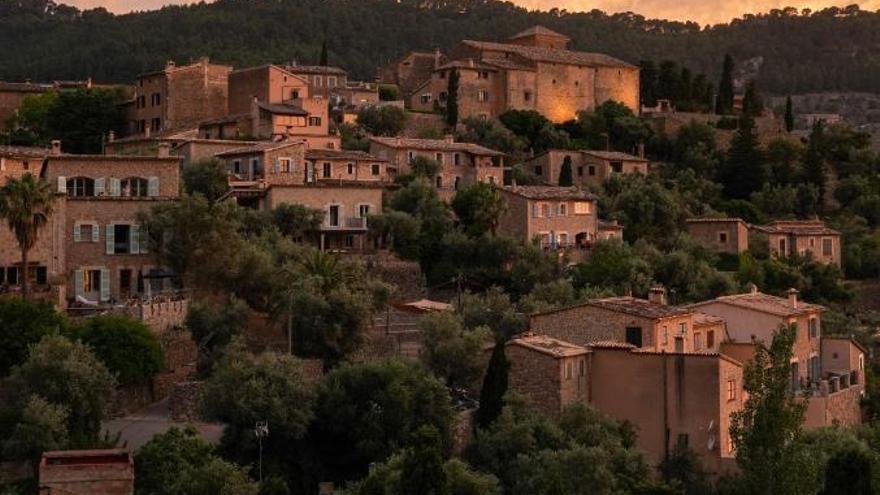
[169,381,204,422]
[805,385,863,428]
[134,298,189,333]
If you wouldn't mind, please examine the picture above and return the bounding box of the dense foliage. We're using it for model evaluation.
[2,1,880,95]
[71,314,164,386]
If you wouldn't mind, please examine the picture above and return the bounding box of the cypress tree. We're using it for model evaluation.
[558,155,574,186]
[475,342,509,429]
[639,60,658,107]
[720,113,765,199]
[742,80,763,117]
[804,120,827,205]
[446,68,459,127]
[784,96,795,132]
[319,40,328,66]
[716,54,735,115]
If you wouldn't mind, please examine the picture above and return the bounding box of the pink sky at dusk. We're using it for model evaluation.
[62,0,880,25]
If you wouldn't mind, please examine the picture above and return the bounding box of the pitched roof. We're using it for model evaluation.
[587,297,692,319]
[0,145,52,158]
[510,334,589,358]
[305,149,386,162]
[436,60,498,72]
[692,312,725,327]
[460,40,635,69]
[481,58,536,71]
[214,140,303,157]
[580,150,648,162]
[689,291,824,317]
[257,101,310,116]
[686,217,747,225]
[752,220,840,236]
[510,25,571,40]
[0,81,52,92]
[368,137,504,156]
[285,65,347,76]
[503,185,597,201]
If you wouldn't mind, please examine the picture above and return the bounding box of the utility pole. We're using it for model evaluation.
[254,421,269,483]
[287,290,293,355]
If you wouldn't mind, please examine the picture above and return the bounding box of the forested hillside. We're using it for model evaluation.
[1,0,880,94]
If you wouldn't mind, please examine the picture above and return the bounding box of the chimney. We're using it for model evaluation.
[434,48,442,69]
[746,282,759,294]
[50,140,61,156]
[107,130,115,143]
[648,286,667,305]
[444,134,454,144]
[787,288,799,309]
[637,142,645,159]
[157,142,171,158]
[166,60,176,70]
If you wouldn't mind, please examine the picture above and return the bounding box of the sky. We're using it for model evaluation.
[63,0,880,25]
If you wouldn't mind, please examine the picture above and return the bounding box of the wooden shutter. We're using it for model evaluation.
[147,177,160,197]
[109,178,121,196]
[272,158,279,174]
[74,269,84,298]
[130,224,139,254]
[73,224,81,242]
[57,176,67,193]
[139,225,149,254]
[91,223,100,242]
[94,177,106,196]
[105,224,115,254]
[100,268,111,302]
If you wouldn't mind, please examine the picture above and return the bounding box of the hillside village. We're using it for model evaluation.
[1,18,880,495]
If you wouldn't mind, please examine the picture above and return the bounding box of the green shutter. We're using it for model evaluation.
[100,268,110,302]
[91,223,100,242]
[130,224,139,254]
[105,224,115,254]
[73,224,81,242]
[74,269,84,298]
[147,177,160,197]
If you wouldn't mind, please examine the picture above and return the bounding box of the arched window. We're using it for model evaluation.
[122,177,149,197]
[67,177,95,197]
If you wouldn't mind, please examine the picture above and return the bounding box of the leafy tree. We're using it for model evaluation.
[571,239,652,296]
[558,155,573,186]
[183,158,230,201]
[399,425,448,495]
[3,92,57,146]
[186,296,249,373]
[475,343,509,430]
[354,454,499,495]
[658,444,711,495]
[171,457,259,495]
[2,395,69,466]
[419,311,491,391]
[821,447,873,495]
[447,68,460,127]
[451,182,506,237]
[8,335,115,446]
[378,85,399,102]
[71,314,163,386]
[0,298,65,376]
[410,155,441,178]
[639,60,658,107]
[308,360,454,484]
[458,287,527,340]
[48,88,126,154]
[271,203,323,239]
[716,54,735,114]
[720,113,765,199]
[357,106,408,137]
[497,110,568,152]
[803,120,828,204]
[457,117,527,157]
[0,173,56,298]
[601,173,686,245]
[368,210,422,259]
[784,96,794,132]
[729,325,810,495]
[134,426,216,495]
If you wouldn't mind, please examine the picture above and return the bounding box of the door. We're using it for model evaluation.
[625,327,643,348]
[674,337,684,353]
[305,162,315,183]
[328,205,340,227]
[120,269,132,298]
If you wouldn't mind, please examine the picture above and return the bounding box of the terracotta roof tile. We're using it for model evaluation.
[285,65,347,76]
[214,140,303,157]
[752,220,840,236]
[305,149,386,162]
[511,334,589,357]
[509,25,571,40]
[588,296,692,319]
[461,40,636,68]
[689,291,824,317]
[580,150,648,162]
[503,185,598,201]
[369,136,504,156]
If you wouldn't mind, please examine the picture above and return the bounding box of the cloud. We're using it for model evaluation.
[62,0,880,24]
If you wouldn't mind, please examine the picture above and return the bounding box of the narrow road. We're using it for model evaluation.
[103,399,224,451]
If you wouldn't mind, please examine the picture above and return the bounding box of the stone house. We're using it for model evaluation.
[0,81,51,129]
[378,51,444,99]
[104,133,256,167]
[130,58,231,136]
[497,185,600,258]
[530,288,696,353]
[368,136,504,198]
[685,218,750,256]
[286,65,348,99]
[521,149,649,187]
[39,449,133,495]
[403,26,639,123]
[754,220,842,266]
[502,336,742,477]
[41,146,180,303]
[228,64,311,115]
[305,149,392,183]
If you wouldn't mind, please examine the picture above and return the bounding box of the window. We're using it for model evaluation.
[694,332,702,351]
[573,202,591,215]
[531,204,540,218]
[75,223,98,243]
[557,232,568,246]
[822,238,834,256]
[588,165,596,176]
[577,166,583,177]
[454,153,461,166]
[327,205,340,227]
[718,232,728,243]
[779,238,787,255]
[435,152,443,164]
[151,118,161,132]
[810,355,821,383]
[67,177,95,197]
[557,203,567,216]
[5,267,18,285]
[436,176,442,188]
[407,151,416,162]
[439,91,447,102]
[439,71,446,79]
[322,162,332,178]
[808,318,819,338]
[233,160,242,174]
[279,158,292,173]
[358,204,370,218]
[480,71,489,79]
[122,177,148,197]
[371,164,380,175]
[113,224,132,254]
[625,327,642,347]
[347,163,355,175]
[454,176,461,190]
[565,362,573,380]
[291,89,300,99]
[541,203,551,217]
[327,76,337,88]
[727,379,736,401]
[662,326,668,345]
[534,165,543,176]
[477,90,488,102]
[151,93,161,106]
[524,90,532,102]
[610,161,623,173]
[82,269,101,293]
[707,330,715,348]
[314,75,323,87]
[579,359,585,376]
[679,322,687,335]
[420,94,432,104]
[345,234,355,248]
[309,117,322,126]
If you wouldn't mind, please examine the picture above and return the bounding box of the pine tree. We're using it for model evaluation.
[803,120,827,205]
[784,96,794,132]
[558,156,574,186]
[742,80,763,117]
[720,113,765,199]
[475,342,509,429]
[446,68,459,127]
[639,60,658,107]
[399,426,448,495]
[716,54,735,115]
[319,40,328,66]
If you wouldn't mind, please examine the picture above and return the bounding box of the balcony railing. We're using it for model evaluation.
[321,216,368,231]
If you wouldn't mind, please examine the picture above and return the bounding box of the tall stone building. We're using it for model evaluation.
[130,58,232,136]
[400,25,639,122]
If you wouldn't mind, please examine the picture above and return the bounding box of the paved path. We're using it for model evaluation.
[103,399,224,451]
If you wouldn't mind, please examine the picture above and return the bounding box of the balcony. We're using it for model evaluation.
[320,216,368,231]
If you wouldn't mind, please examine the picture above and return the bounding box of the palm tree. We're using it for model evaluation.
[0,173,56,298]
